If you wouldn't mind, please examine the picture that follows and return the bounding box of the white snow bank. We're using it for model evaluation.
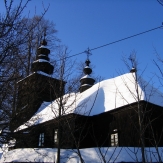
[16,72,163,131]
[1,147,163,162]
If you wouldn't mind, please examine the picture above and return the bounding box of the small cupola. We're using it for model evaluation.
[129,54,137,73]
[130,67,136,73]
[31,33,54,75]
[79,49,95,93]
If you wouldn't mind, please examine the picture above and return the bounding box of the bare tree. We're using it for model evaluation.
[157,0,163,6]
[121,53,163,163]
[2,50,163,162]
[0,0,51,148]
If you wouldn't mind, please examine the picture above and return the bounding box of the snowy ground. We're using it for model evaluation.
[0,147,163,162]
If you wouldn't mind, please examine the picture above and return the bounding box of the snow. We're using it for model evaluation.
[17,73,35,83]
[38,54,47,57]
[38,45,48,49]
[1,147,163,162]
[81,84,93,86]
[38,45,51,49]
[15,72,163,131]
[38,45,46,48]
[33,59,49,63]
[17,71,52,83]
[36,71,52,77]
[81,74,94,79]
[21,104,28,110]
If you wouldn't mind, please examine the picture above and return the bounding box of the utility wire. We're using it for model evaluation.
[90,25,163,51]
[56,24,163,61]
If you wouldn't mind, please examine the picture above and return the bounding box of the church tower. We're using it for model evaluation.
[11,35,64,131]
[31,37,54,75]
[79,50,95,93]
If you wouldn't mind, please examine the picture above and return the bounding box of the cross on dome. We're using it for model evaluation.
[85,47,92,60]
[41,28,47,46]
[79,48,95,93]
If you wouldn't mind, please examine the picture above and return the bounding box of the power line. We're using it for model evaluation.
[90,25,163,51]
[56,24,163,61]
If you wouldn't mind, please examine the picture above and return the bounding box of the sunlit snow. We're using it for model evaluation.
[15,72,163,131]
[1,147,163,162]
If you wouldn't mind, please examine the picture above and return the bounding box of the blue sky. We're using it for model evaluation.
[1,0,163,87]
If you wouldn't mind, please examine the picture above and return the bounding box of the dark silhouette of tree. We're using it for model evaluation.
[0,0,51,148]
[157,0,163,6]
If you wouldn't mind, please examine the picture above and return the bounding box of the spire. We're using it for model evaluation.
[41,31,47,46]
[79,48,95,93]
[31,30,54,75]
[83,48,93,75]
[129,54,137,73]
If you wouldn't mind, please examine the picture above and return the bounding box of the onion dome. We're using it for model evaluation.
[79,59,95,93]
[130,67,136,73]
[31,37,54,75]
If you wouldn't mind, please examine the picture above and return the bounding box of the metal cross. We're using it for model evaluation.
[85,47,92,60]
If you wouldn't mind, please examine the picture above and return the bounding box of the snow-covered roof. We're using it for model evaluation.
[38,54,47,57]
[16,72,163,131]
[81,84,93,87]
[36,71,52,77]
[85,66,90,68]
[33,59,49,63]
[17,71,52,83]
[80,74,93,79]
[38,45,47,49]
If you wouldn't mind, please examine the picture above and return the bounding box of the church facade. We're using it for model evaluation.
[10,38,163,150]
[13,101,163,149]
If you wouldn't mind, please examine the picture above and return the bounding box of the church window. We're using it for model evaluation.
[38,133,44,147]
[111,132,118,147]
[54,129,58,143]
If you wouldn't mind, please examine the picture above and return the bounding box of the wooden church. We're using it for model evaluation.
[10,37,163,150]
